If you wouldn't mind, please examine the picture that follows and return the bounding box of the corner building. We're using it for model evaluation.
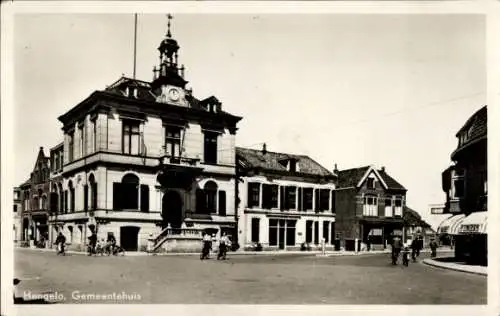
[48,20,242,252]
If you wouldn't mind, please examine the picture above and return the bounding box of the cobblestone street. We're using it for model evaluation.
[14,248,486,305]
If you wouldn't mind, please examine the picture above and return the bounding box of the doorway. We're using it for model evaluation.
[120,226,140,251]
[162,190,183,229]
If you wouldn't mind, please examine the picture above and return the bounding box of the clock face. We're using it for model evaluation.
[168,88,180,101]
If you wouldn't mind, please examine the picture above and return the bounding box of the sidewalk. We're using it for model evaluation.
[422,257,487,276]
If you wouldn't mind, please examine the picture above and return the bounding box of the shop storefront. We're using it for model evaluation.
[437,214,465,247]
[455,211,487,266]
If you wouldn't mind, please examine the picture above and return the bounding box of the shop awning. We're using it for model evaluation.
[437,214,466,235]
[458,211,487,234]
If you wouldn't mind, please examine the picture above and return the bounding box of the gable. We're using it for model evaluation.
[357,167,388,190]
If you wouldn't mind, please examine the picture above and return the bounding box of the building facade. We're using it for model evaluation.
[19,147,51,246]
[236,145,337,251]
[335,165,407,251]
[47,20,242,252]
[439,105,487,265]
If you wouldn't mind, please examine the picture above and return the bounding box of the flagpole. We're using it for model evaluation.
[133,13,138,79]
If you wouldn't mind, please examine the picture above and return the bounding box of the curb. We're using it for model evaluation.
[422,258,487,276]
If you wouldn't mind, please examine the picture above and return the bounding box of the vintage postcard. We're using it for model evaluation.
[1,2,498,316]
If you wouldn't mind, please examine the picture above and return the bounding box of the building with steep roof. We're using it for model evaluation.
[236,144,337,251]
[334,165,407,251]
[439,105,487,265]
[48,16,242,252]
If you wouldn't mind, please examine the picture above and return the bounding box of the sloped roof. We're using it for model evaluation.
[236,147,334,178]
[456,105,487,139]
[404,206,431,228]
[337,165,406,190]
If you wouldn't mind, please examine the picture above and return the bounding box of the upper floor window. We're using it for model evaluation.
[203,132,218,164]
[262,184,279,209]
[394,197,403,216]
[363,195,377,216]
[122,120,141,155]
[384,197,393,217]
[303,188,314,210]
[285,186,297,210]
[247,182,260,208]
[92,119,97,152]
[367,178,375,189]
[452,168,465,199]
[289,160,297,172]
[165,126,182,158]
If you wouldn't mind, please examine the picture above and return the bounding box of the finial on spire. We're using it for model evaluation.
[167,14,173,38]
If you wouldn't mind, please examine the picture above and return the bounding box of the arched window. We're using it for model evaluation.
[113,173,139,210]
[58,183,64,213]
[204,181,218,214]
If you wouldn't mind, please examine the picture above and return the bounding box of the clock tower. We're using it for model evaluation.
[151,14,188,107]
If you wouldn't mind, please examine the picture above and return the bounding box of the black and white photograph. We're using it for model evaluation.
[1,2,497,316]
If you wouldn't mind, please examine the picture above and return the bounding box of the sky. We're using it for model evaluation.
[13,13,485,229]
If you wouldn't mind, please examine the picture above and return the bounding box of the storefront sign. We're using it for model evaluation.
[460,224,480,233]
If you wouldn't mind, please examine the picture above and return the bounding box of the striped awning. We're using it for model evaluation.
[458,211,487,234]
[437,214,466,235]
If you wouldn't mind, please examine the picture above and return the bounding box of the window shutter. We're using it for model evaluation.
[218,190,226,216]
[113,183,122,210]
[331,190,335,213]
[314,189,320,212]
[298,187,303,211]
[196,189,206,214]
[280,186,285,211]
[84,185,88,212]
[140,185,149,212]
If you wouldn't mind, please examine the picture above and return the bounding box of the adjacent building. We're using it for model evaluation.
[46,20,242,252]
[403,206,434,248]
[236,145,337,251]
[439,105,487,265]
[19,147,51,246]
[335,165,407,251]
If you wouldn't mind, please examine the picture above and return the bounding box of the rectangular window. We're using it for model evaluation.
[203,132,218,164]
[319,189,330,211]
[384,198,393,217]
[247,183,260,208]
[60,152,64,169]
[218,190,226,216]
[367,178,375,189]
[80,125,85,157]
[68,133,74,162]
[330,222,335,245]
[323,221,330,243]
[331,190,336,213]
[13,205,17,213]
[280,186,286,210]
[363,195,378,216]
[165,126,182,158]
[394,198,403,216]
[122,120,141,155]
[314,189,320,212]
[269,219,278,246]
[262,184,278,209]
[305,220,313,243]
[251,218,260,243]
[453,179,465,198]
[286,220,296,246]
[303,188,313,210]
[286,186,296,210]
[289,160,296,172]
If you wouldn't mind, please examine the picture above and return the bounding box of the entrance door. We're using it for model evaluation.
[162,190,183,229]
[120,226,140,251]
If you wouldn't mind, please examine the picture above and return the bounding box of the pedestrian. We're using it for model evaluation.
[54,232,66,255]
[391,236,402,265]
[217,233,230,260]
[87,232,98,256]
[200,233,211,260]
[411,238,418,262]
[402,244,410,266]
[429,239,438,258]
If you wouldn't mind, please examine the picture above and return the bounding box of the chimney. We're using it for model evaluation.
[381,166,385,172]
[333,163,338,173]
[262,143,267,155]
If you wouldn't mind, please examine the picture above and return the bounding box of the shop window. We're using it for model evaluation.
[286,220,296,246]
[305,220,313,243]
[314,221,319,244]
[323,221,330,243]
[269,219,278,246]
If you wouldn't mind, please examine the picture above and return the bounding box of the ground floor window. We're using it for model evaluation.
[268,219,296,247]
[306,220,313,243]
[314,221,319,244]
[251,218,260,242]
[330,222,335,245]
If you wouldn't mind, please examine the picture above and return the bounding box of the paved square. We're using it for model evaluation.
[14,249,486,304]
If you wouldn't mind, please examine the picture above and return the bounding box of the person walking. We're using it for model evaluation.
[217,233,230,260]
[411,238,418,262]
[200,233,212,260]
[87,232,98,256]
[429,238,438,258]
[54,232,66,255]
[391,236,402,265]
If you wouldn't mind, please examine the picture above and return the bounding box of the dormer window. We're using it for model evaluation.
[125,87,130,97]
[289,159,297,172]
